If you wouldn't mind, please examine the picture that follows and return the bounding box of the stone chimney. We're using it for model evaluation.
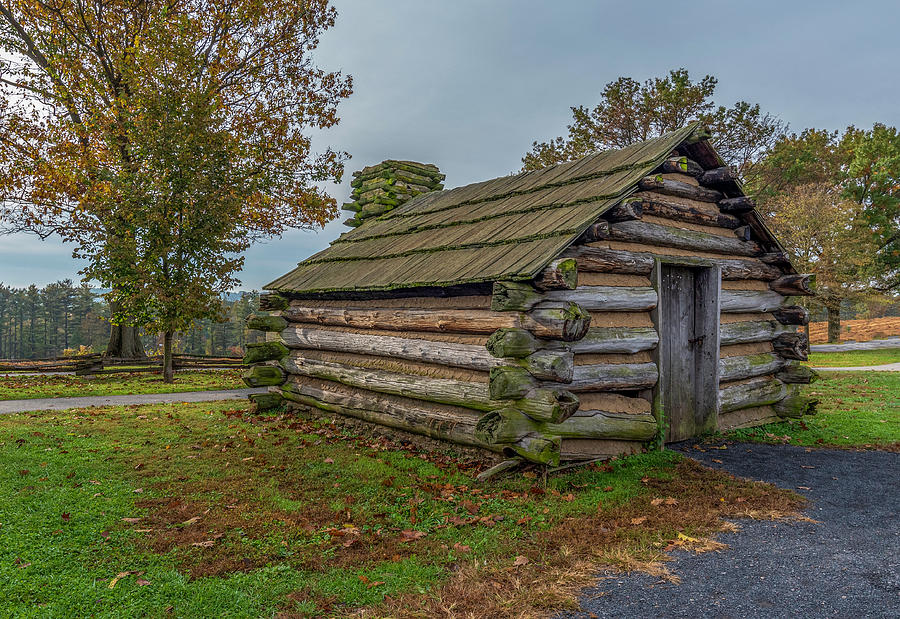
[343,160,445,227]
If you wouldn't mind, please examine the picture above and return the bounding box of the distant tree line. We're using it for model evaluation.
[0,281,263,360]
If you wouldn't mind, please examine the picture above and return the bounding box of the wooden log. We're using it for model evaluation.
[281,356,575,422]
[718,196,756,215]
[533,258,578,291]
[281,381,493,451]
[567,326,659,354]
[700,166,739,186]
[562,245,654,275]
[720,290,785,313]
[475,407,657,445]
[486,328,539,358]
[249,392,284,411]
[773,385,818,418]
[505,433,561,466]
[569,363,659,392]
[283,304,590,342]
[776,362,819,385]
[760,251,791,266]
[546,410,658,441]
[769,274,816,297]
[720,320,791,346]
[594,220,762,257]
[772,332,809,361]
[489,366,535,400]
[602,199,643,222]
[282,355,490,411]
[719,353,785,382]
[657,156,704,178]
[492,281,543,311]
[542,286,657,313]
[719,258,782,281]
[242,364,287,387]
[771,305,810,326]
[281,326,498,372]
[565,245,779,281]
[638,196,742,229]
[529,303,592,341]
[734,225,752,241]
[719,377,787,414]
[516,389,580,423]
[519,349,575,383]
[244,341,289,365]
[259,293,289,311]
[247,314,288,332]
[638,175,724,202]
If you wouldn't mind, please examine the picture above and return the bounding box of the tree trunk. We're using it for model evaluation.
[825,298,842,343]
[163,331,174,383]
[106,300,146,358]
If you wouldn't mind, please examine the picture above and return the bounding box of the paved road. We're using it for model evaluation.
[0,388,265,414]
[814,363,900,372]
[565,443,900,619]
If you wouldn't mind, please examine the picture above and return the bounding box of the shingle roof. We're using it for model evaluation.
[266,124,703,294]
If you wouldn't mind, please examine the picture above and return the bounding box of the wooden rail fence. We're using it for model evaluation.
[0,353,242,375]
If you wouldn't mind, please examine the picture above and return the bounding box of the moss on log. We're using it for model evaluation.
[504,434,561,467]
[719,377,787,414]
[516,349,574,383]
[719,353,785,382]
[638,175,724,202]
[569,326,659,354]
[249,392,284,411]
[244,341,289,365]
[528,302,592,342]
[534,258,578,291]
[491,281,544,312]
[247,314,288,332]
[776,362,819,384]
[259,293,289,311]
[773,386,818,418]
[658,156,704,177]
[243,364,288,388]
[569,362,659,392]
[489,366,536,400]
[486,328,540,358]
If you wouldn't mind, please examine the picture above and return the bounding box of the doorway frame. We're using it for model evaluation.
[649,257,722,443]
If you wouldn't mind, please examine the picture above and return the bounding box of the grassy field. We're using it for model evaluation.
[806,348,900,367]
[727,371,900,450]
[1,401,802,618]
[0,370,244,400]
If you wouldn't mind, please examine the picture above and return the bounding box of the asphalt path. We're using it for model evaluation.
[564,442,900,618]
[0,388,265,414]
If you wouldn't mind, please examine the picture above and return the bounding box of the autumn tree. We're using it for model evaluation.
[522,69,785,180]
[0,1,352,378]
[767,184,877,342]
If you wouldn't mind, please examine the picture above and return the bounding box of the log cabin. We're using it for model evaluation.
[244,123,817,467]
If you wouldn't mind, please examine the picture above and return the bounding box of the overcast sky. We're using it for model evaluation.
[2,0,898,289]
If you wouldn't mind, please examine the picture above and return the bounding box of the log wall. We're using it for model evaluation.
[246,157,817,465]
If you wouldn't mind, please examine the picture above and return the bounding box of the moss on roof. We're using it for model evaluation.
[266,124,703,294]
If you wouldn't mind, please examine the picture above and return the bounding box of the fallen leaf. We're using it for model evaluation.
[512,555,529,567]
[323,458,334,464]
[191,540,216,548]
[452,542,471,552]
[603,486,613,492]
[122,517,143,524]
[460,500,479,515]
[182,516,201,526]
[133,488,143,494]
[398,530,426,543]
[797,486,811,490]
[100,531,110,539]
[108,571,137,589]
[677,532,699,543]
[630,516,647,526]
[367,580,385,589]
[711,458,723,464]
[61,512,70,522]
[136,579,151,586]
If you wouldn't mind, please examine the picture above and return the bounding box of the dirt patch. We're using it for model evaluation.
[352,459,805,618]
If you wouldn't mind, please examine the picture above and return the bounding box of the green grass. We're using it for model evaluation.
[727,371,900,449]
[0,401,798,617]
[0,370,244,400]
[806,348,900,367]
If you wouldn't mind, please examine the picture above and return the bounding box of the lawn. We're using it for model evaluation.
[1,401,802,618]
[806,348,900,367]
[726,371,900,450]
[0,370,245,400]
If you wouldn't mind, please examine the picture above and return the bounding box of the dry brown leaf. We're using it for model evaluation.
[512,555,529,567]
[630,516,647,525]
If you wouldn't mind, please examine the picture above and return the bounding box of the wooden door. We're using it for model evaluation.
[658,264,720,442]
